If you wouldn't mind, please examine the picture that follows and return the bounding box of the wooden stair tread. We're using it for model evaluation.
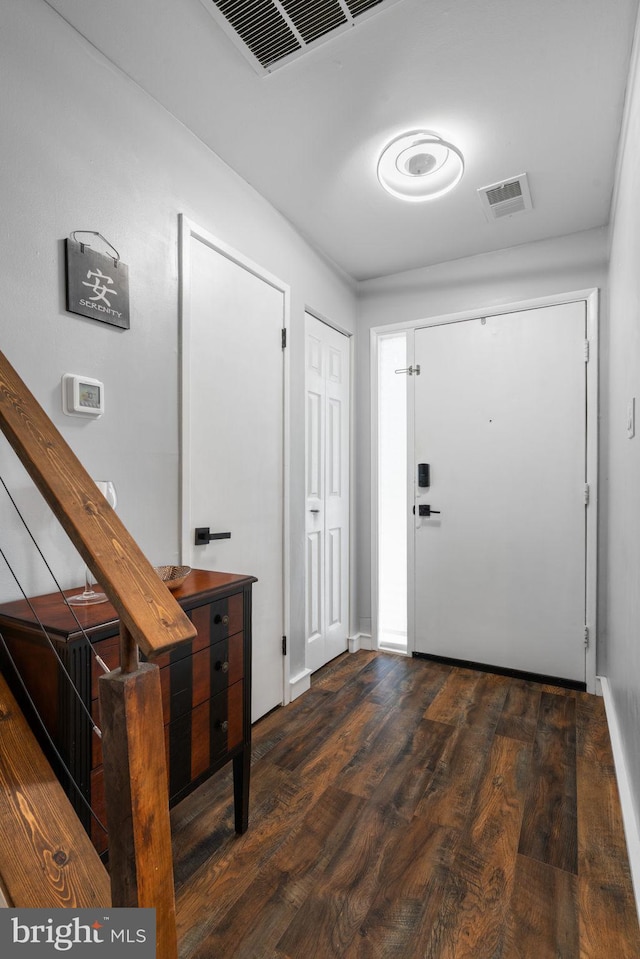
[0,673,110,908]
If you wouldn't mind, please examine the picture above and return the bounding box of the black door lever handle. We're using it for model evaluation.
[195,527,232,545]
[418,505,440,517]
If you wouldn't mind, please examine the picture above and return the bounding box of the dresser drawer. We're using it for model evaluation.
[169,680,244,795]
[91,592,244,698]
[161,631,244,723]
[191,632,243,709]
[190,592,243,650]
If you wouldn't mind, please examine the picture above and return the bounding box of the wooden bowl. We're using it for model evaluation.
[154,565,191,591]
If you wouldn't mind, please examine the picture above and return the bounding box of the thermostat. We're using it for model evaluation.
[62,374,104,417]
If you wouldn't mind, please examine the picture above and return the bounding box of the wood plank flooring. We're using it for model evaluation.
[171,651,640,959]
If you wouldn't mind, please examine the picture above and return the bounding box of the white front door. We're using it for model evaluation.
[305,314,350,672]
[181,222,286,721]
[413,301,587,683]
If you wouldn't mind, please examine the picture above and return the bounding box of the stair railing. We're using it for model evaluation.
[0,350,196,959]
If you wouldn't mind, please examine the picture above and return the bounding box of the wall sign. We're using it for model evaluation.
[65,232,130,330]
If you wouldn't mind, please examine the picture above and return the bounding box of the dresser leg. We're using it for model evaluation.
[233,747,250,833]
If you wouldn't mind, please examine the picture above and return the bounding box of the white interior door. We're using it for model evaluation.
[182,224,285,721]
[305,314,350,672]
[413,302,587,682]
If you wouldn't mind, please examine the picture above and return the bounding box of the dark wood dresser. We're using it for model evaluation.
[0,568,255,856]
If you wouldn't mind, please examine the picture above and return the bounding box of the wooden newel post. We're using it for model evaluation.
[99,625,178,959]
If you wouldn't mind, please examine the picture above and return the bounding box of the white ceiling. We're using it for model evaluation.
[46,0,639,281]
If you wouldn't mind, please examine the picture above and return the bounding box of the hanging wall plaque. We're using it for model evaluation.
[65,232,130,329]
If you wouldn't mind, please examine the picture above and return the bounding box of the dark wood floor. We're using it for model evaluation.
[171,651,640,958]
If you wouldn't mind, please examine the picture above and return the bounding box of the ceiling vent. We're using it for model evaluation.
[477,174,533,221]
[201,0,405,73]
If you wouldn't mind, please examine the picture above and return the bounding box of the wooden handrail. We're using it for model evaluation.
[0,351,196,658]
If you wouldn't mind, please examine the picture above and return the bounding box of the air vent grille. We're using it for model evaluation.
[477,174,533,222]
[213,0,300,67]
[204,0,401,72]
[284,0,347,43]
[486,181,522,206]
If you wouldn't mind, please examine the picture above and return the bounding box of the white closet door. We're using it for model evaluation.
[305,314,350,672]
[183,227,285,721]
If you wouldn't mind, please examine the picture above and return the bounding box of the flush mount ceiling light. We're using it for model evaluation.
[377,131,464,201]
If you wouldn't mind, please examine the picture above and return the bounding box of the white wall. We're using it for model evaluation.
[356,227,608,640]
[606,8,640,837]
[0,0,357,682]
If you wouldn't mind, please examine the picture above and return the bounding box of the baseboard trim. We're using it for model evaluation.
[599,675,640,920]
[289,668,311,701]
[349,632,372,652]
[412,652,586,691]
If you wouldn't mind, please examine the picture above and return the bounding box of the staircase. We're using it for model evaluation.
[0,349,197,958]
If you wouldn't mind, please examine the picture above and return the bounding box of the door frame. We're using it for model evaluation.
[179,214,292,706]
[370,288,599,692]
